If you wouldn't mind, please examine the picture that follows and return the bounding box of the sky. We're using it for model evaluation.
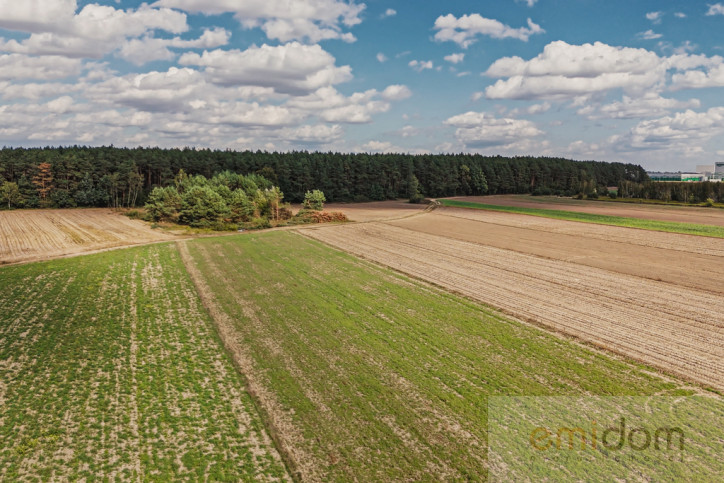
[1,1,724,170]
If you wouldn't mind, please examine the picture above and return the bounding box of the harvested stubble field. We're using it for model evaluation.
[303,206,724,392]
[180,231,702,482]
[461,194,724,226]
[0,208,174,265]
[0,244,288,481]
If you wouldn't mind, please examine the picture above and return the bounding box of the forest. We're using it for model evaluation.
[0,146,649,209]
[618,179,724,204]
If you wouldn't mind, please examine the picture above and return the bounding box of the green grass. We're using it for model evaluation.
[440,198,724,238]
[185,231,704,482]
[0,244,288,481]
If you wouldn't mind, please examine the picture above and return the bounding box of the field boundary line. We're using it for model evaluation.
[175,240,300,483]
[295,228,715,396]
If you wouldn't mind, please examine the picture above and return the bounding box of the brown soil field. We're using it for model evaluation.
[452,195,724,226]
[322,200,428,222]
[301,210,724,392]
[0,208,175,265]
[390,208,724,294]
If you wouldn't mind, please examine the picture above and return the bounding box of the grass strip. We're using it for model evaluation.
[440,198,724,238]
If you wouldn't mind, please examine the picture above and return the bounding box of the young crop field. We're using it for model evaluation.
[440,198,724,237]
[304,218,724,392]
[0,244,288,481]
[0,208,175,265]
[180,231,708,482]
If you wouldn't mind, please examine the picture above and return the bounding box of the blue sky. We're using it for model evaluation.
[2,1,724,170]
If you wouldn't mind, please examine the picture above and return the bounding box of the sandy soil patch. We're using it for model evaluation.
[0,208,175,264]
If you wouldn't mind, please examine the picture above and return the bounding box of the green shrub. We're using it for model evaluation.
[303,189,326,211]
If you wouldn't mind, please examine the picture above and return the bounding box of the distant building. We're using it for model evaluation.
[647,172,706,182]
[696,165,715,176]
[715,162,724,180]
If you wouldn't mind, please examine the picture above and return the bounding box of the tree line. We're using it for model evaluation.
[618,180,724,203]
[0,146,649,209]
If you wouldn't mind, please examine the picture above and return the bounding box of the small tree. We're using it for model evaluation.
[32,162,54,205]
[407,175,424,204]
[1,181,24,209]
[303,189,326,211]
[144,186,182,222]
[179,186,230,227]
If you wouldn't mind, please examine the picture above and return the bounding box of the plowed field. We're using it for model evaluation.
[302,208,724,391]
[0,208,174,265]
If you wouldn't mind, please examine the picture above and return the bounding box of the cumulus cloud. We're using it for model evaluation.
[646,11,662,24]
[0,54,82,80]
[613,107,724,152]
[118,28,231,65]
[675,12,687,18]
[578,94,701,119]
[0,3,189,59]
[444,111,544,148]
[376,52,388,63]
[381,8,396,18]
[444,53,465,64]
[637,30,662,40]
[381,85,412,100]
[483,41,721,100]
[672,62,724,89]
[153,0,364,43]
[409,60,433,72]
[179,42,352,95]
[433,14,544,48]
[706,4,724,16]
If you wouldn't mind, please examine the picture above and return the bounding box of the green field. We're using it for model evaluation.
[440,198,724,238]
[0,244,288,481]
[2,231,720,481]
[181,231,700,481]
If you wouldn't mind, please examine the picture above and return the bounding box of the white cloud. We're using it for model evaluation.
[471,91,484,102]
[672,63,724,89]
[646,11,662,24]
[356,140,406,153]
[0,3,188,59]
[433,14,544,48]
[444,111,544,148]
[613,107,724,152]
[287,124,343,143]
[287,86,401,123]
[381,85,412,100]
[637,30,662,40]
[153,0,364,43]
[381,8,396,18]
[376,52,388,63]
[0,0,77,33]
[118,28,231,65]
[0,54,82,80]
[706,4,724,16]
[527,102,551,114]
[675,12,687,18]
[409,60,433,72]
[484,41,720,100]
[578,94,701,119]
[444,53,465,64]
[179,43,352,95]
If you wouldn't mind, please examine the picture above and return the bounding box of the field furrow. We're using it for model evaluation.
[0,244,289,481]
[0,209,174,265]
[303,222,724,391]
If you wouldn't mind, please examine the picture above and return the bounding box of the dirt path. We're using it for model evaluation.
[302,220,724,392]
[453,195,724,226]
